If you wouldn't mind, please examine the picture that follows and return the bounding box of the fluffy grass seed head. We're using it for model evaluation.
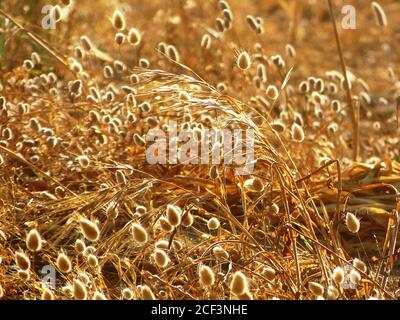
[79,218,100,242]
[80,36,92,52]
[166,204,182,227]
[349,269,361,285]
[212,246,229,261]
[18,270,30,281]
[155,240,169,250]
[207,217,220,230]
[159,217,173,232]
[261,266,276,281]
[230,271,248,296]
[122,288,134,300]
[41,288,54,300]
[93,291,107,300]
[128,28,141,46]
[112,10,126,30]
[199,265,215,287]
[201,34,212,50]
[15,251,30,271]
[182,212,194,227]
[237,51,251,71]
[327,285,339,300]
[308,282,324,297]
[73,279,88,300]
[353,258,367,273]
[270,203,279,214]
[291,123,305,143]
[77,155,90,168]
[57,252,72,273]
[266,85,279,100]
[154,249,169,268]
[87,254,98,268]
[332,266,345,284]
[132,223,148,244]
[346,212,360,233]
[75,239,86,254]
[26,229,42,252]
[371,2,388,27]
[140,285,156,300]
[209,165,219,179]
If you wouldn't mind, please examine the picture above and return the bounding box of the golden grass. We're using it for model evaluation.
[0,0,399,300]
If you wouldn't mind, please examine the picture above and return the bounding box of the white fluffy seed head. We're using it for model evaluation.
[128,28,141,46]
[18,270,30,280]
[266,85,279,100]
[159,217,173,232]
[209,165,219,179]
[199,265,215,287]
[87,254,98,268]
[285,44,296,58]
[308,282,324,297]
[244,177,264,192]
[291,123,305,143]
[122,288,134,300]
[270,203,279,214]
[79,218,100,242]
[15,251,30,271]
[57,252,72,273]
[23,59,34,71]
[353,258,367,273]
[238,291,253,300]
[154,249,169,268]
[26,229,42,252]
[327,285,339,300]
[77,155,90,168]
[207,217,220,230]
[237,51,251,71]
[132,223,148,244]
[93,291,107,300]
[346,212,360,233]
[201,34,212,50]
[261,266,276,281]
[181,212,194,227]
[73,279,87,300]
[212,246,229,261]
[112,10,125,30]
[166,204,182,227]
[155,240,169,250]
[75,239,86,253]
[349,269,361,285]
[140,285,155,300]
[371,2,388,27]
[230,271,248,296]
[332,266,345,284]
[41,288,54,300]
[135,205,147,215]
[80,36,92,52]
[115,170,127,185]
[115,32,125,45]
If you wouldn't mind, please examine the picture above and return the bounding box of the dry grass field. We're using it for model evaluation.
[0,0,400,300]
